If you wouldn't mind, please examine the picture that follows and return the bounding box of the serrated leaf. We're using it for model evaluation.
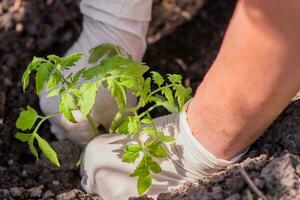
[72,68,86,83]
[62,53,83,67]
[122,144,141,163]
[36,134,60,167]
[151,71,164,87]
[22,57,42,91]
[141,117,153,124]
[167,74,182,84]
[46,88,62,97]
[48,53,82,69]
[15,132,32,142]
[47,55,62,64]
[107,79,127,111]
[174,85,186,110]
[16,106,39,131]
[130,154,151,177]
[116,116,140,135]
[185,87,192,100]
[29,138,38,159]
[88,43,120,64]
[83,65,106,80]
[128,143,142,152]
[146,141,168,158]
[35,63,52,94]
[47,72,60,90]
[69,88,81,97]
[78,82,98,116]
[59,93,76,123]
[149,96,179,113]
[137,175,152,195]
[161,135,175,142]
[161,87,174,105]
[143,78,151,96]
[149,161,162,173]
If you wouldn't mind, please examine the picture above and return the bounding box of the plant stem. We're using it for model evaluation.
[109,111,122,133]
[149,84,173,96]
[139,105,159,119]
[87,113,99,136]
[32,112,60,136]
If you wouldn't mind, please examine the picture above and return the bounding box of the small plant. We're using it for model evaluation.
[15,44,191,195]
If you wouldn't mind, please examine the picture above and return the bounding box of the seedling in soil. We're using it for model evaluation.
[15,44,192,195]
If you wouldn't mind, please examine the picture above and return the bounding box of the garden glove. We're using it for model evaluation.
[80,103,245,200]
[39,0,153,145]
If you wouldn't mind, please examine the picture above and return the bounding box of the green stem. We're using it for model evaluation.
[109,111,122,133]
[139,105,159,119]
[87,113,99,136]
[149,84,173,96]
[32,112,60,136]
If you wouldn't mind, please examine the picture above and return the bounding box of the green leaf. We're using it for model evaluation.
[141,117,153,124]
[59,93,76,123]
[46,88,63,97]
[83,65,105,80]
[72,68,86,83]
[62,53,83,67]
[137,175,152,195]
[161,135,175,142]
[88,43,121,64]
[151,71,164,87]
[146,141,168,158]
[47,72,60,90]
[142,126,160,137]
[130,154,151,177]
[15,132,32,142]
[48,53,83,69]
[149,160,162,173]
[128,143,142,152]
[167,74,182,84]
[35,63,52,94]
[149,96,179,113]
[16,106,39,131]
[78,82,98,116]
[161,87,174,105]
[47,55,62,64]
[143,77,151,96]
[174,85,186,110]
[28,138,38,159]
[36,134,60,167]
[122,144,141,163]
[107,79,127,111]
[69,88,81,97]
[116,116,140,135]
[22,57,42,91]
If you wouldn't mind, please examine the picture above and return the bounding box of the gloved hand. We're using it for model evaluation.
[39,0,153,146]
[80,104,245,200]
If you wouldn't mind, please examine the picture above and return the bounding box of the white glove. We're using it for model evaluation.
[80,107,245,200]
[39,0,152,146]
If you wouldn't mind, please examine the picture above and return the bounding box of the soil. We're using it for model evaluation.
[1,0,300,199]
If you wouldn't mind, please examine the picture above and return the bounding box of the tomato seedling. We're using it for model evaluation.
[15,44,192,195]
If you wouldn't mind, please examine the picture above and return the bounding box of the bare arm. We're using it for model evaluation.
[187,0,300,160]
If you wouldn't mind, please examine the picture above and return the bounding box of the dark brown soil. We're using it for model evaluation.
[1,0,300,199]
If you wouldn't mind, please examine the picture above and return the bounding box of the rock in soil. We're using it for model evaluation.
[56,189,103,200]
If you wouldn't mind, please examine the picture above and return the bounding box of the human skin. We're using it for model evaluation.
[187,0,300,160]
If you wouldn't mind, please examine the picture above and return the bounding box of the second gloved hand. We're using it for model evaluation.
[39,13,150,145]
